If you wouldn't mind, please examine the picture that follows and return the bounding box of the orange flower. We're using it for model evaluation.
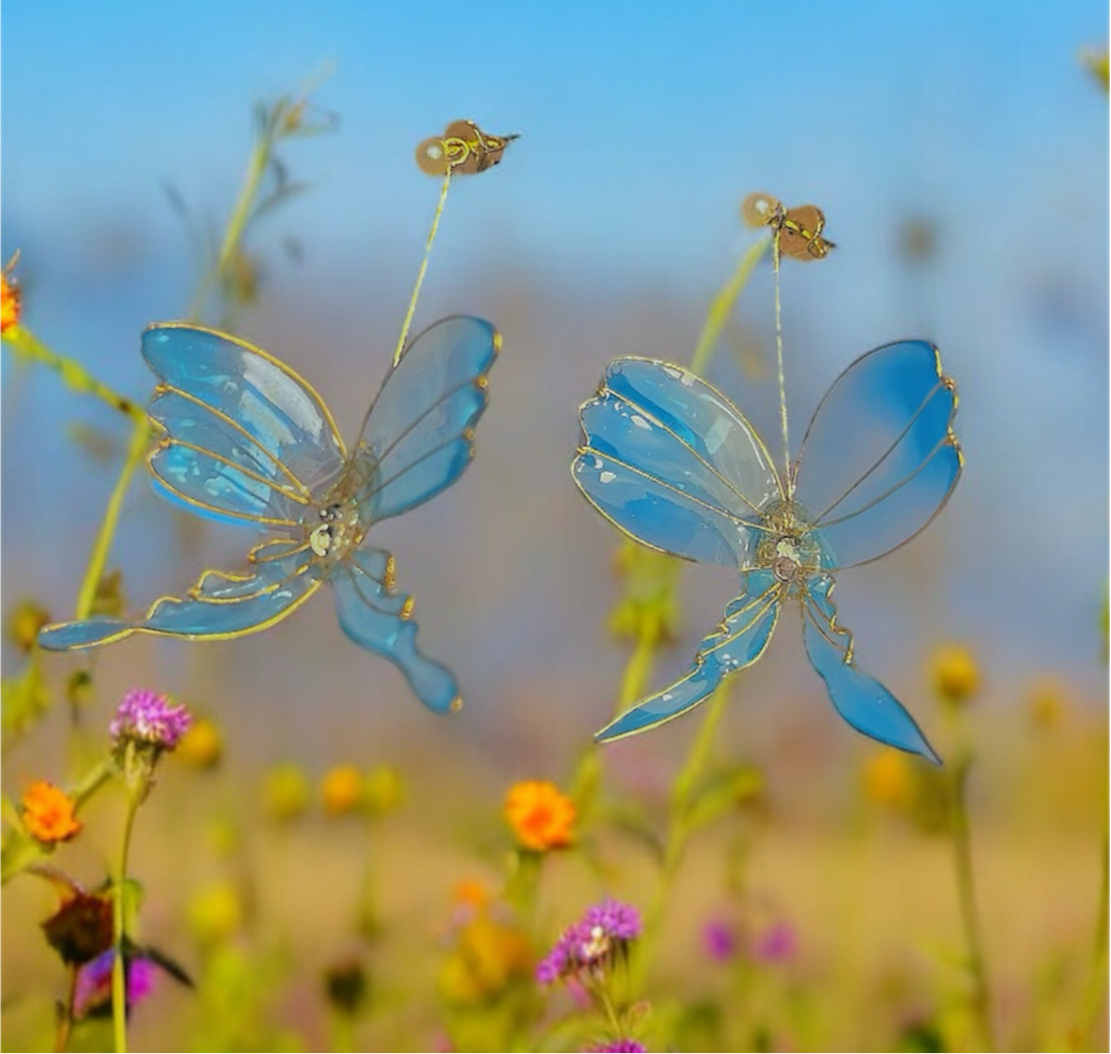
[321,765,364,816]
[21,780,82,844]
[504,780,575,851]
[1,256,21,334]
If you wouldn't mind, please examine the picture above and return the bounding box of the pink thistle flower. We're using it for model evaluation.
[752,919,798,964]
[73,950,157,1018]
[585,1042,647,1053]
[537,897,641,985]
[110,688,191,750]
[702,917,739,962]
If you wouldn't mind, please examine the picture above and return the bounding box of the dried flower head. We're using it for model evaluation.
[41,886,113,965]
[537,898,641,985]
[504,780,576,852]
[323,956,369,1016]
[110,688,192,750]
[21,780,82,844]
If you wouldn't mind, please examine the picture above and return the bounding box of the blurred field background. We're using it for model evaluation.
[2,1,1108,1051]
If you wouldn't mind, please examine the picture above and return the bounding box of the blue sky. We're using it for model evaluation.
[2,0,1108,745]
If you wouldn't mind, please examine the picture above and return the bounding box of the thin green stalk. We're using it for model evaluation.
[188,135,271,322]
[54,963,78,1053]
[2,326,143,423]
[946,745,995,1052]
[689,235,770,376]
[633,680,731,990]
[1077,827,1109,1047]
[112,789,141,1054]
[570,616,659,811]
[75,418,151,620]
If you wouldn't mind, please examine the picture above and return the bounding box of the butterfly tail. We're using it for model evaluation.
[802,588,941,765]
[596,571,781,743]
[38,619,136,651]
[332,552,461,714]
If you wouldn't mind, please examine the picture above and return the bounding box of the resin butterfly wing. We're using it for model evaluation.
[350,316,499,523]
[792,340,962,570]
[573,358,783,568]
[143,323,348,527]
[596,568,782,741]
[801,575,941,763]
[38,324,344,650]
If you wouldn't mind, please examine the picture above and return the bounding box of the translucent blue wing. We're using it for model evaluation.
[573,359,783,568]
[792,341,961,569]
[351,316,498,523]
[596,569,781,741]
[143,324,347,526]
[801,574,940,764]
[38,549,322,650]
[330,550,461,714]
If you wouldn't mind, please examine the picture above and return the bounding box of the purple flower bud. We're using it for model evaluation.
[110,689,191,750]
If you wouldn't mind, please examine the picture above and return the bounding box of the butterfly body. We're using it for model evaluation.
[40,316,500,714]
[573,344,961,761]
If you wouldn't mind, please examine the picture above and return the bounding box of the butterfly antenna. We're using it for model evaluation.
[392,168,453,367]
[772,229,792,497]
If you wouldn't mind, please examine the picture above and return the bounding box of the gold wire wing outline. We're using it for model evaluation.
[572,445,778,567]
[348,317,501,472]
[797,576,856,663]
[143,321,349,526]
[597,578,783,743]
[187,559,319,604]
[790,341,964,570]
[595,370,777,519]
[41,564,325,649]
[144,321,348,459]
[151,383,316,501]
[607,355,787,504]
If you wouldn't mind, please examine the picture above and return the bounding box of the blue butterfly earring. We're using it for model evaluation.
[39,121,515,715]
[572,194,962,762]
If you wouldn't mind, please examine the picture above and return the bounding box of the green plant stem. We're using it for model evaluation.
[54,964,78,1053]
[1077,827,1109,1047]
[946,743,995,1052]
[569,617,660,813]
[2,325,144,423]
[112,788,142,1054]
[689,235,770,376]
[188,133,271,322]
[597,985,624,1039]
[75,418,151,620]
[633,680,731,991]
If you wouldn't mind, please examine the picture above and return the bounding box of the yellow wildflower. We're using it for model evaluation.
[261,762,310,822]
[8,600,49,652]
[176,716,223,769]
[862,749,915,810]
[930,643,980,706]
[439,911,533,1004]
[453,878,490,909]
[363,764,404,817]
[321,764,364,816]
[21,779,82,844]
[504,780,575,851]
[1,257,21,334]
[188,881,242,946]
[1027,676,1068,730]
